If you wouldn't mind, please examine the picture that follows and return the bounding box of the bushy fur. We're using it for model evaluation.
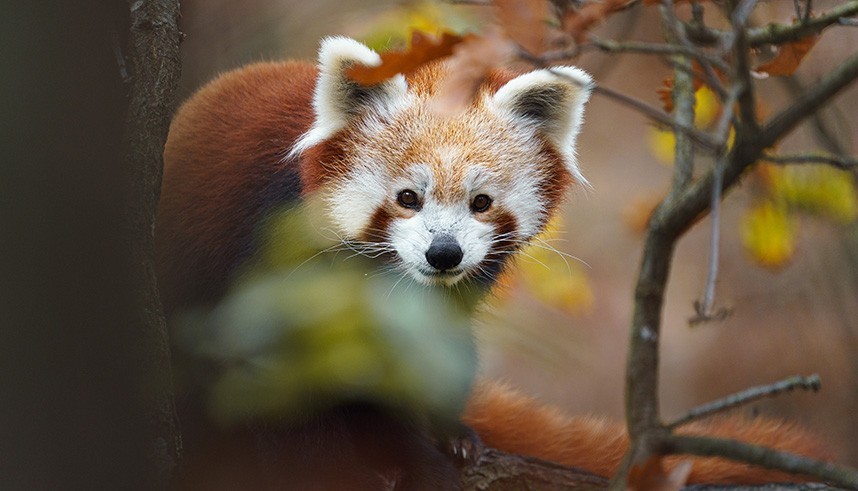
[157,37,831,489]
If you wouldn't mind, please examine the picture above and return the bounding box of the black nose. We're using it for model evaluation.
[425,234,463,271]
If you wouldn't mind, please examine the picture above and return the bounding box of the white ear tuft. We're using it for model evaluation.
[292,37,409,155]
[491,66,593,182]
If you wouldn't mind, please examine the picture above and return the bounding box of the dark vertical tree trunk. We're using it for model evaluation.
[124,0,184,485]
[0,1,181,488]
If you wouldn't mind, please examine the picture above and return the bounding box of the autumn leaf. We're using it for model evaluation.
[767,164,858,223]
[649,87,723,165]
[495,0,549,55]
[347,30,475,86]
[429,28,514,116]
[755,35,819,77]
[628,456,692,491]
[741,200,797,270]
[562,0,630,43]
[357,1,479,52]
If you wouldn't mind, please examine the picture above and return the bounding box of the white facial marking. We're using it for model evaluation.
[291,38,594,286]
[327,164,389,238]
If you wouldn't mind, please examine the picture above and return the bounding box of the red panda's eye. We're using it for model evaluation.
[471,194,492,213]
[397,189,420,209]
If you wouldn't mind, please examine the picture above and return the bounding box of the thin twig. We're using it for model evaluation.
[761,153,858,170]
[661,0,728,97]
[684,0,858,47]
[730,0,760,132]
[667,374,822,429]
[661,2,697,191]
[590,84,720,152]
[689,86,740,326]
[664,435,858,489]
[759,50,858,150]
[689,0,755,326]
[582,37,730,73]
[779,76,851,156]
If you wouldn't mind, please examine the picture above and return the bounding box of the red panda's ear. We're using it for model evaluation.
[491,67,593,183]
[293,37,409,154]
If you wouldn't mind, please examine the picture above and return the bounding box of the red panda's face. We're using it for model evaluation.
[294,37,592,286]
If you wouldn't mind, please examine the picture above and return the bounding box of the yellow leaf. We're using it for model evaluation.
[741,201,797,270]
[649,127,676,165]
[694,86,719,128]
[357,1,477,52]
[769,165,858,223]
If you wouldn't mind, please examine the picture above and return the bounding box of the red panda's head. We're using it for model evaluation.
[294,37,592,287]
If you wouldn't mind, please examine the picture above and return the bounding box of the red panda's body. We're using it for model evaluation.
[158,61,316,315]
[157,38,832,489]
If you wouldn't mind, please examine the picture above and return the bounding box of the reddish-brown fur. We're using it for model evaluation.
[464,381,834,483]
[158,61,316,313]
[159,58,833,486]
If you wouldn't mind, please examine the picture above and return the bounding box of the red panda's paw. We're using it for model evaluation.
[444,424,486,466]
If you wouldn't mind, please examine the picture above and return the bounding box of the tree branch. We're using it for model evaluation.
[759,50,858,150]
[684,1,858,47]
[460,448,609,490]
[748,1,858,46]
[612,8,858,491]
[667,375,822,429]
[459,446,849,491]
[590,84,721,152]
[664,436,858,490]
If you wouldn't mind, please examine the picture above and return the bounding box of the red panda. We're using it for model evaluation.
[156,37,832,489]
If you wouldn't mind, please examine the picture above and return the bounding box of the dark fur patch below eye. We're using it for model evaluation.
[363,206,394,243]
[469,210,519,287]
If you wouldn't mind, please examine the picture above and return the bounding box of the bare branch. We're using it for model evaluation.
[661,2,697,191]
[761,153,858,170]
[759,50,858,150]
[690,86,740,325]
[730,0,760,132]
[660,0,728,97]
[459,447,609,490]
[581,37,730,73]
[614,15,858,491]
[748,1,857,46]
[667,375,822,429]
[664,436,858,490]
[684,1,858,47]
[590,84,720,152]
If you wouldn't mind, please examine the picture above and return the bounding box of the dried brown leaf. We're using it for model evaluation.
[495,0,550,55]
[428,28,515,117]
[562,0,630,43]
[754,35,819,77]
[346,31,475,86]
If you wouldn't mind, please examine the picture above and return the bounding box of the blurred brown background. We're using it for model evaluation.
[176,0,858,465]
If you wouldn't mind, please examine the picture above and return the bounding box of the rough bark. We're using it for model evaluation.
[123,0,183,484]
